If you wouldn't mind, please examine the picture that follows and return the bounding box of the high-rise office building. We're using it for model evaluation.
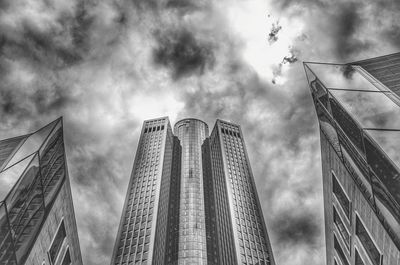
[0,118,83,265]
[111,117,275,265]
[304,52,400,265]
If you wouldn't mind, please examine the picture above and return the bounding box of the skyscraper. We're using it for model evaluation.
[0,118,83,265]
[304,52,400,265]
[111,117,275,265]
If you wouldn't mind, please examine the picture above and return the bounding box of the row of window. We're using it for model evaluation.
[221,128,241,138]
[144,125,165,133]
[208,130,237,264]
[116,131,165,265]
[332,172,382,265]
[221,127,270,263]
[45,219,72,265]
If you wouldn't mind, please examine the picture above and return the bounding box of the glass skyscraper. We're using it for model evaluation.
[111,117,275,265]
[304,52,400,265]
[0,118,83,265]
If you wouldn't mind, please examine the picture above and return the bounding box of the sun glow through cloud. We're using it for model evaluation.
[224,0,303,82]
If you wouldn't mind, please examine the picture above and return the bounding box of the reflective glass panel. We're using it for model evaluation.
[0,201,18,265]
[366,130,400,170]
[0,135,27,171]
[304,64,317,85]
[306,63,387,91]
[3,120,58,170]
[39,120,61,158]
[0,153,35,201]
[330,90,400,130]
[5,153,45,264]
[364,132,400,222]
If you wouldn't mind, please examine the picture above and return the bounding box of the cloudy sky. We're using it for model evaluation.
[1,0,400,264]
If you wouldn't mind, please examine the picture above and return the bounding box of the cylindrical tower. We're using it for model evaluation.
[174,118,209,265]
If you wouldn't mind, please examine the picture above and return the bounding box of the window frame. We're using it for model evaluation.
[333,205,351,252]
[354,213,383,265]
[47,218,67,265]
[331,171,351,221]
[60,246,72,265]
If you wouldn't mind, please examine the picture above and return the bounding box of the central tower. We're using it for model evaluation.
[111,117,275,265]
[174,119,209,264]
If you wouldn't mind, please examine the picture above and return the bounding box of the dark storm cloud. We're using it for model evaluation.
[1,26,81,68]
[153,29,215,79]
[0,3,92,69]
[332,2,371,59]
[273,209,321,246]
[72,3,95,50]
[166,0,199,12]
[32,88,74,114]
[0,90,27,117]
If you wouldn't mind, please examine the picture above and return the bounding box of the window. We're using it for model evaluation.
[356,216,381,265]
[61,249,72,265]
[333,207,350,250]
[355,249,365,265]
[334,235,349,265]
[332,173,351,218]
[48,220,66,264]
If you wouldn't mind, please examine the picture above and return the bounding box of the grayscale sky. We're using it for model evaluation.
[0,0,399,264]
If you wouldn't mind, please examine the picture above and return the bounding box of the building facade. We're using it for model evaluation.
[111,117,275,265]
[0,118,83,265]
[304,52,400,265]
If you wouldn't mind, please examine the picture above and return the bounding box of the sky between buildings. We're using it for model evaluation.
[0,0,399,264]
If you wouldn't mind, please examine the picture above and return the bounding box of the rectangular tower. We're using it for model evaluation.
[0,118,83,265]
[203,120,275,265]
[111,117,275,265]
[304,53,400,265]
[110,117,180,265]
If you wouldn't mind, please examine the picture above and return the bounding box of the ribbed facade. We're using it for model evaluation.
[0,118,83,265]
[305,53,400,265]
[174,119,209,265]
[205,120,275,265]
[111,117,275,265]
[110,117,174,265]
[354,52,400,97]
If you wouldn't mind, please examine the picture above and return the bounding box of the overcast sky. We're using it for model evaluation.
[1,0,400,264]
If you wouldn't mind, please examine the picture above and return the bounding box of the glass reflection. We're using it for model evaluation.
[0,153,36,202]
[316,103,341,155]
[306,63,386,91]
[39,120,61,158]
[304,64,317,85]
[329,97,365,156]
[174,119,208,264]
[0,119,67,265]
[0,201,18,265]
[4,153,45,264]
[0,136,27,171]
[330,90,400,130]
[366,130,400,170]
[3,119,58,171]
[39,127,65,206]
